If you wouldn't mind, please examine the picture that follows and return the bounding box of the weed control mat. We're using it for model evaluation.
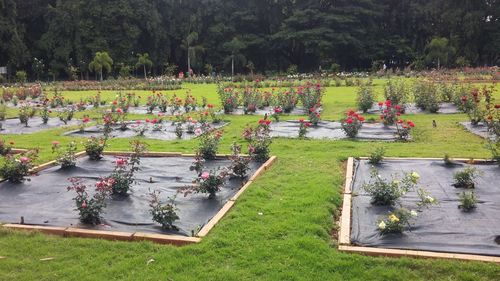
[65,121,228,140]
[0,155,260,236]
[364,102,460,115]
[270,121,400,140]
[460,122,497,141]
[0,117,80,134]
[351,159,500,256]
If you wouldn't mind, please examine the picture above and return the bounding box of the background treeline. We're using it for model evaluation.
[1,0,499,80]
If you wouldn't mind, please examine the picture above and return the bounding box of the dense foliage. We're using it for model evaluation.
[1,0,499,80]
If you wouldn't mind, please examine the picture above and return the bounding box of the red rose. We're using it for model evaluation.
[358,116,365,122]
[397,119,403,124]
[346,118,353,124]
[378,102,384,107]
[265,120,271,125]
[408,121,415,127]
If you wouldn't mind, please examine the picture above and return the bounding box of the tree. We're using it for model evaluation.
[223,37,246,77]
[88,51,113,81]
[425,37,455,69]
[135,53,152,79]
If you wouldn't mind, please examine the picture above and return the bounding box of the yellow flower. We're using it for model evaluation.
[389,214,400,223]
[410,172,420,183]
[378,221,386,230]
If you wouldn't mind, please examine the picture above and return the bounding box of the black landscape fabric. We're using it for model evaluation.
[351,159,500,256]
[0,117,80,134]
[270,120,400,140]
[460,122,497,141]
[225,106,310,116]
[65,121,227,140]
[364,102,460,115]
[0,155,261,236]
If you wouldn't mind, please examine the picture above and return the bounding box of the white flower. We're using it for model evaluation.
[377,174,382,179]
[410,210,418,217]
[425,196,435,203]
[378,221,386,230]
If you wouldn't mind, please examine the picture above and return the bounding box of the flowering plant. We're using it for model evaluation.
[0,150,38,183]
[395,119,415,141]
[66,177,113,225]
[308,107,321,126]
[276,89,298,113]
[18,103,35,126]
[298,82,323,110]
[246,121,272,162]
[106,141,148,195]
[218,86,239,113]
[377,208,418,235]
[175,123,183,139]
[0,139,14,156]
[298,118,311,138]
[207,104,222,123]
[363,169,420,205]
[149,190,179,230]
[185,168,229,199]
[413,80,441,113]
[241,87,262,114]
[52,141,78,168]
[383,78,408,109]
[458,191,478,212]
[197,128,223,159]
[229,143,251,178]
[40,106,51,124]
[57,107,74,125]
[132,120,147,137]
[84,137,106,160]
[378,100,401,126]
[341,110,365,138]
[189,153,205,176]
[271,107,282,122]
[368,147,385,165]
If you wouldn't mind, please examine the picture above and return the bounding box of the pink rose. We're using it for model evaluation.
[201,172,210,180]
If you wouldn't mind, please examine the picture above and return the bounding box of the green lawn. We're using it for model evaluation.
[0,81,499,280]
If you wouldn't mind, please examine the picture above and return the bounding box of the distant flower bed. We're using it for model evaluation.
[45,77,182,91]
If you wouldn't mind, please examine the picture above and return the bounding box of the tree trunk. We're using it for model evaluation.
[144,65,147,79]
[231,54,234,77]
[437,58,440,70]
[100,69,103,81]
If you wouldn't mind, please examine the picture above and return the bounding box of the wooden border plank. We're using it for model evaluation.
[338,194,352,245]
[2,224,67,236]
[132,232,200,245]
[65,228,133,241]
[339,245,500,263]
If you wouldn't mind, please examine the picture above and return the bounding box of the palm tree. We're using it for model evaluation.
[88,51,113,81]
[136,53,153,79]
[223,37,246,77]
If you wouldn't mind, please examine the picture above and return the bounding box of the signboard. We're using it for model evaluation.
[0,67,6,74]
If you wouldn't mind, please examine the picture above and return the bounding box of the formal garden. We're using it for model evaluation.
[1,1,500,280]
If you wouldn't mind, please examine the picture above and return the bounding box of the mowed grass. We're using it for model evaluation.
[0,81,499,280]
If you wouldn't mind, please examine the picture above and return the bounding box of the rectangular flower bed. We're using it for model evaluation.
[269,121,401,141]
[0,152,276,245]
[223,106,314,116]
[363,102,460,115]
[0,117,80,134]
[338,157,500,263]
[64,121,228,141]
[460,122,497,141]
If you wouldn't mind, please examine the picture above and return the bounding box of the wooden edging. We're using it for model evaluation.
[1,152,277,245]
[338,156,500,263]
[196,155,277,238]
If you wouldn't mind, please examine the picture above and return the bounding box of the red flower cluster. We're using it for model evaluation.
[258,119,271,126]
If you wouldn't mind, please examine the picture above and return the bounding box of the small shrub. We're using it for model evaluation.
[149,190,179,230]
[363,169,420,205]
[175,123,183,139]
[458,191,478,212]
[453,167,481,188]
[218,85,238,113]
[378,100,402,126]
[229,143,251,178]
[189,153,205,176]
[0,99,6,121]
[413,80,441,113]
[443,153,453,165]
[341,110,365,138]
[18,104,35,126]
[40,107,50,124]
[66,177,113,225]
[185,168,229,199]
[377,208,418,234]
[58,107,74,125]
[0,150,38,183]
[356,84,375,113]
[107,141,148,195]
[384,78,408,107]
[0,139,14,156]
[271,107,282,122]
[298,83,323,110]
[52,141,78,168]
[276,89,298,113]
[298,118,311,138]
[84,137,106,160]
[395,119,415,141]
[198,127,223,160]
[245,120,272,162]
[368,147,385,165]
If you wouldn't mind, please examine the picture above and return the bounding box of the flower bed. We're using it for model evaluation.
[65,121,228,141]
[362,102,460,115]
[221,106,315,116]
[0,152,276,244]
[339,157,500,261]
[460,122,497,141]
[0,117,80,134]
[268,120,402,141]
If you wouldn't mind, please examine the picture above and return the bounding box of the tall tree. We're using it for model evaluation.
[136,53,152,79]
[88,51,113,81]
